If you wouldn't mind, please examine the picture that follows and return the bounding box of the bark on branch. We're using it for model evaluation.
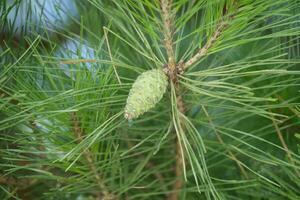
[70,112,116,200]
[160,2,238,200]
[161,0,176,72]
[160,1,185,200]
[182,2,237,71]
[182,20,229,70]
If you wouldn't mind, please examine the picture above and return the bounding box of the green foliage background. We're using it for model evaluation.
[1,0,300,199]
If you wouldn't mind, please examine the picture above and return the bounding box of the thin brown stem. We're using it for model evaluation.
[269,111,300,177]
[145,162,165,183]
[161,0,176,73]
[104,27,122,85]
[167,134,184,200]
[276,95,300,120]
[183,20,229,70]
[160,1,185,199]
[60,59,97,64]
[0,176,37,188]
[124,134,165,185]
[182,1,238,71]
[202,106,249,179]
[70,112,116,200]
[167,91,186,200]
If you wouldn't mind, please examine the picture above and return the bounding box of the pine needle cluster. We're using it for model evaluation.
[1,0,300,199]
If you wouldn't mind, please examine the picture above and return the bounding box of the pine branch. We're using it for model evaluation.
[276,95,300,120]
[124,134,165,186]
[269,111,300,177]
[70,112,116,200]
[167,134,184,200]
[104,26,122,85]
[182,20,229,70]
[182,3,237,71]
[161,0,176,73]
[202,106,249,179]
[60,59,97,64]
[2,0,300,199]
[0,176,37,189]
[160,1,185,199]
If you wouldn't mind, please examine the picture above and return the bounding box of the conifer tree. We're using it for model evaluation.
[1,0,300,199]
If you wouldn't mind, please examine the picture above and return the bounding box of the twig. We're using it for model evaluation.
[60,59,97,64]
[161,1,238,199]
[182,1,238,71]
[124,134,165,185]
[167,133,184,200]
[70,112,116,200]
[0,176,37,189]
[276,95,300,120]
[104,27,122,85]
[161,0,176,73]
[145,162,165,183]
[269,111,300,177]
[202,106,249,179]
[167,93,187,200]
[182,21,229,70]
[160,1,185,199]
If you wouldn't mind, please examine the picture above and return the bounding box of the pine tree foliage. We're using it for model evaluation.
[0,0,300,199]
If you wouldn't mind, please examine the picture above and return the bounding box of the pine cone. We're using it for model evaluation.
[124,69,169,120]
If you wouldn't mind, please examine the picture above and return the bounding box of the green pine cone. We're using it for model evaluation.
[124,69,169,120]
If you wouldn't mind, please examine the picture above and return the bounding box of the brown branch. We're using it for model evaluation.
[0,176,37,189]
[202,106,249,179]
[276,95,300,120]
[104,27,122,85]
[167,132,184,200]
[269,111,300,177]
[124,134,165,185]
[60,59,97,65]
[160,1,185,199]
[70,112,116,200]
[145,162,165,183]
[182,20,229,70]
[167,93,187,200]
[182,1,238,71]
[161,2,240,199]
[161,0,176,74]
